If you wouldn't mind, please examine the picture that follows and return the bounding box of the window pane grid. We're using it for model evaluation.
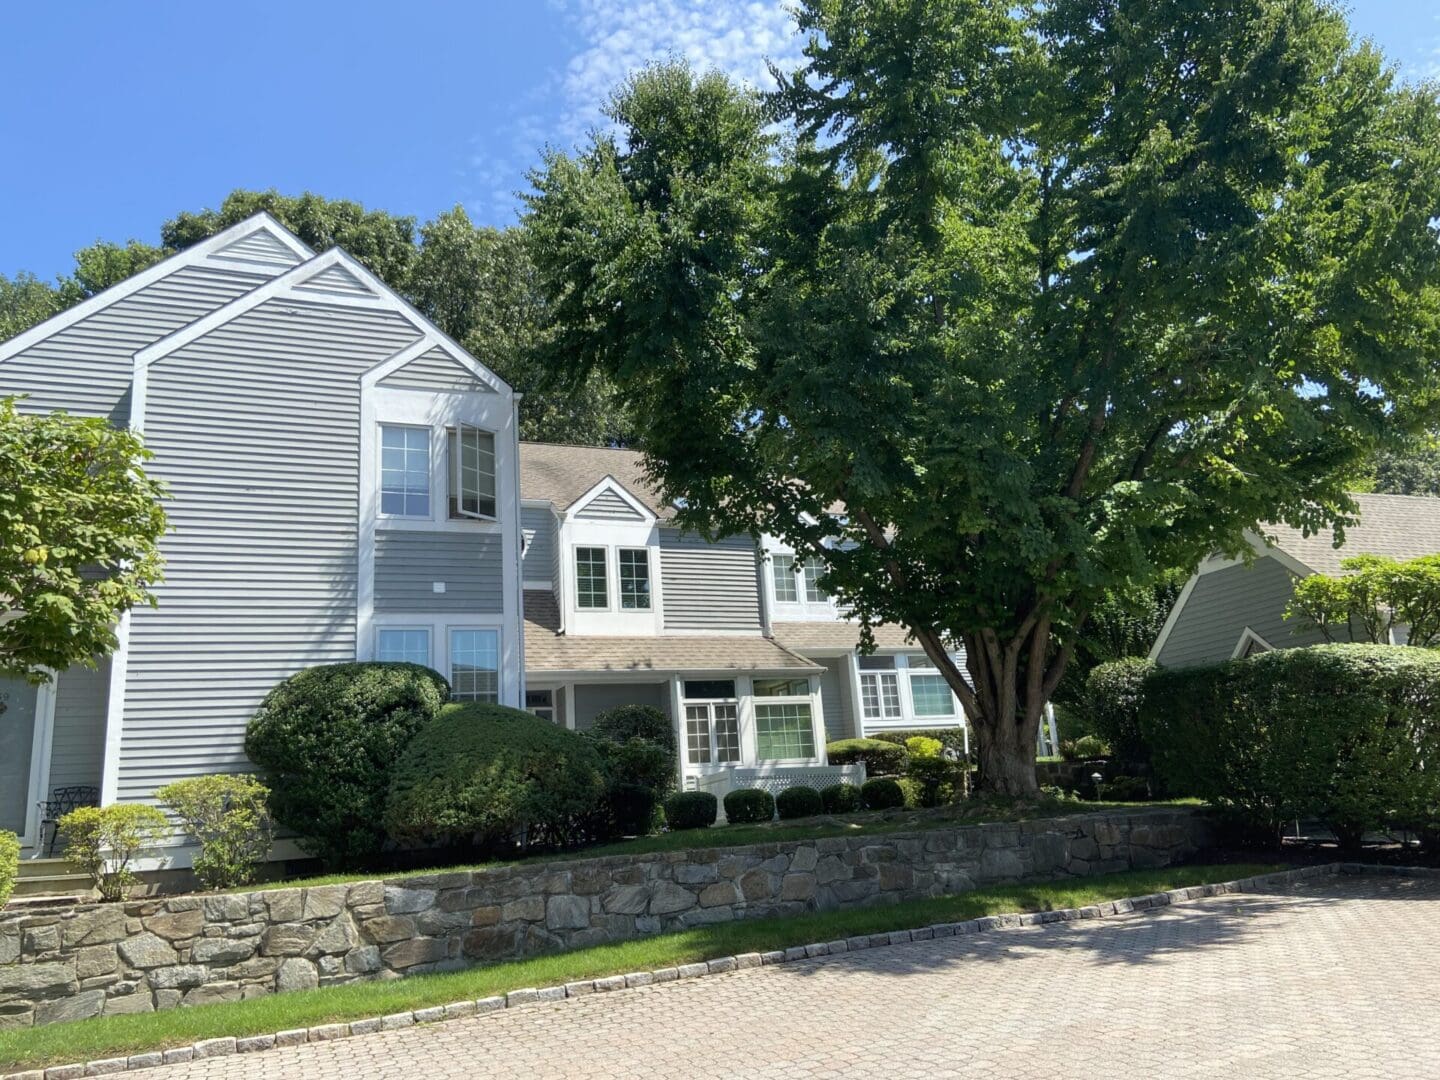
[755,703,815,760]
[860,672,903,720]
[910,674,954,717]
[772,555,797,602]
[448,428,497,519]
[380,426,430,517]
[802,557,827,603]
[376,628,429,666]
[618,548,651,610]
[576,547,608,609]
[714,704,740,763]
[450,629,499,703]
[685,704,712,765]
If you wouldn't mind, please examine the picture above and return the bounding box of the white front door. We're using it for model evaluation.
[0,676,52,848]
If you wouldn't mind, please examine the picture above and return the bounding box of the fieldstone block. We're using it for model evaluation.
[303,886,350,921]
[72,945,119,980]
[63,908,126,949]
[190,937,255,965]
[345,945,382,974]
[24,925,60,953]
[603,884,649,915]
[500,896,545,923]
[348,881,384,907]
[780,873,816,902]
[145,910,204,942]
[698,882,740,908]
[258,924,315,957]
[649,882,696,916]
[202,895,249,923]
[383,937,448,969]
[738,869,776,901]
[385,887,438,915]
[789,846,819,872]
[674,863,717,885]
[117,932,177,970]
[262,892,303,923]
[276,958,319,993]
[102,993,154,1016]
[878,864,914,891]
[312,916,357,955]
[34,990,105,1026]
[182,982,243,1007]
[546,894,590,931]
[462,926,516,961]
[360,915,415,944]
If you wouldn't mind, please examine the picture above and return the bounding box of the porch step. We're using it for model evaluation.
[9,858,94,901]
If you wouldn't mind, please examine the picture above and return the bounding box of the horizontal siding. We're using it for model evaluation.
[295,263,373,297]
[1157,557,1333,668]
[117,299,422,803]
[48,659,110,794]
[521,506,556,583]
[378,346,492,393]
[212,229,303,268]
[576,489,644,521]
[817,656,851,742]
[0,264,273,421]
[374,530,504,613]
[572,681,670,732]
[660,530,762,632]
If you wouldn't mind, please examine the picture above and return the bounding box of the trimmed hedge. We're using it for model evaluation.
[861,777,906,810]
[246,662,449,867]
[872,728,968,756]
[1142,644,1440,846]
[776,785,824,820]
[826,738,909,775]
[592,704,676,754]
[0,830,18,909]
[1082,657,1157,763]
[385,703,609,852]
[589,735,675,837]
[724,788,776,824]
[665,791,718,830]
[820,782,863,814]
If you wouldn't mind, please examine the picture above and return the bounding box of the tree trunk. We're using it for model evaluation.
[970,699,1042,797]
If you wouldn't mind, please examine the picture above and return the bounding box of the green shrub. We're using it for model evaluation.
[0,830,18,908]
[906,754,956,808]
[1067,734,1112,760]
[156,774,273,890]
[589,735,676,837]
[1142,644,1440,846]
[592,704,675,753]
[820,782,863,814]
[386,703,609,852]
[872,728,968,756]
[860,777,906,810]
[826,738,909,775]
[776,786,824,820]
[724,788,776,824]
[608,784,662,838]
[1100,774,1152,802]
[60,804,170,902]
[905,736,944,758]
[896,777,923,809]
[245,662,449,867]
[664,791,718,830]
[1083,658,1158,763]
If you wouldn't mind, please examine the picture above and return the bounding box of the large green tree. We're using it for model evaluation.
[527,1,1440,793]
[0,398,167,684]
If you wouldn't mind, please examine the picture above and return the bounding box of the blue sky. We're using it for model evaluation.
[2,1,1435,280]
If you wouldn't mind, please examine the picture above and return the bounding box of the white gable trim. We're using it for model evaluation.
[1147,572,1200,662]
[1231,626,1275,659]
[362,333,505,395]
[0,213,312,363]
[566,475,657,523]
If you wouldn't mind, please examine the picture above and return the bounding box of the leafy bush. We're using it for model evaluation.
[776,786,824,820]
[1063,734,1112,761]
[1082,657,1157,763]
[826,738,909,775]
[896,778,923,808]
[0,830,18,908]
[245,662,449,867]
[592,704,675,753]
[820,782,863,814]
[905,736,944,758]
[664,791,718,830]
[860,777,906,810]
[724,788,776,824]
[872,728,968,756]
[590,735,676,837]
[1142,644,1440,846]
[60,804,170,901]
[1100,774,1152,802]
[156,774,273,890]
[386,703,608,852]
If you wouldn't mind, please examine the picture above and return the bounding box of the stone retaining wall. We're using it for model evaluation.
[0,807,1209,1029]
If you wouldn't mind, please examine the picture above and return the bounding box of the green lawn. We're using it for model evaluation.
[243,798,1202,892]
[1,861,1274,1072]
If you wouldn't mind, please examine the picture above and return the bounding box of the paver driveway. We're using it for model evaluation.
[126,874,1439,1079]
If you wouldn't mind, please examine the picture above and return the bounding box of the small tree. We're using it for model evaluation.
[157,774,273,890]
[1287,554,1440,646]
[0,398,167,685]
[59,804,170,902]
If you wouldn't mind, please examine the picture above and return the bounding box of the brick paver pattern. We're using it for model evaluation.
[126,875,1439,1079]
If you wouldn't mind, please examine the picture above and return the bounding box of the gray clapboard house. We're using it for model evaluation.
[0,214,524,862]
[1150,493,1440,667]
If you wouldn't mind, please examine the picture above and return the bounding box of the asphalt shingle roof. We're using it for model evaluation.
[519,442,672,519]
[1262,493,1440,575]
[769,621,917,653]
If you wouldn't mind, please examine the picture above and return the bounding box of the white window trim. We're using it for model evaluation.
[448,422,500,524]
[762,542,841,622]
[616,546,654,612]
[751,694,822,764]
[447,625,504,704]
[1232,626,1275,659]
[574,544,612,612]
[859,670,904,722]
[375,625,432,667]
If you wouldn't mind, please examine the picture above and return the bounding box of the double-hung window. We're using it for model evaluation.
[376,627,430,667]
[801,556,828,603]
[860,671,903,721]
[448,424,496,520]
[380,426,430,517]
[772,554,798,603]
[450,629,499,703]
[618,548,651,610]
[575,547,608,609]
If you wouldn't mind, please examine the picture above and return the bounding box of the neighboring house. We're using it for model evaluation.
[1150,493,1440,668]
[0,213,524,859]
[517,443,969,792]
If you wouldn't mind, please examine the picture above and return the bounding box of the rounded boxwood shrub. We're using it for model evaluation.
[861,777,906,810]
[245,662,449,867]
[775,785,824,820]
[665,791,718,830]
[724,787,775,824]
[825,738,909,775]
[592,704,675,753]
[386,703,608,852]
[821,782,863,814]
[1083,657,1157,764]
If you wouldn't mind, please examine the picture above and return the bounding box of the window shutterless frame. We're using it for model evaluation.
[375,626,431,667]
[448,627,501,703]
[575,546,609,610]
[448,423,498,521]
[378,424,432,518]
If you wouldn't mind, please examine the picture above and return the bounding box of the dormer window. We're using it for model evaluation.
[618,548,652,610]
[802,556,827,603]
[576,547,608,609]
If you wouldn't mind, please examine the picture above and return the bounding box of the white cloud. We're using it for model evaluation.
[467,0,805,225]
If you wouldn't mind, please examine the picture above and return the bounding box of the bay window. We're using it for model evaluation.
[755,702,816,760]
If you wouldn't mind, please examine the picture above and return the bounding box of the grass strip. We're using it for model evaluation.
[1,861,1276,1072]
[243,799,1203,892]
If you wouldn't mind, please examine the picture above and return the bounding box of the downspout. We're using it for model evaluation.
[512,393,526,707]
